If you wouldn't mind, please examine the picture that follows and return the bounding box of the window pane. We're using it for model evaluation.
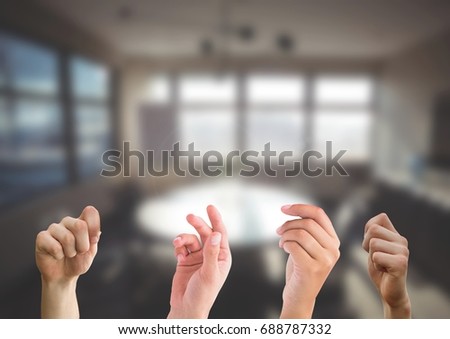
[247,74,304,105]
[0,34,6,88]
[0,97,9,146]
[6,36,58,94]
[13,99,64,155]
[71,57,110,99]
[179,109,236,154]
[313,111,372,161]
[179,74,236,104]
[142,73,171,103]
[246,110,304,155]
[314,76,372,105]
[74,104,112,177]
[0,99,66,195]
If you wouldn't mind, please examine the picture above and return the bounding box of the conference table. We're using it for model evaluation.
[134,179,315,317]
[135,179,313,246]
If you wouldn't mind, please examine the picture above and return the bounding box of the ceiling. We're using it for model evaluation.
[35,0,450,59]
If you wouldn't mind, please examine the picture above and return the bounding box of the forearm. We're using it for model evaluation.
[41,277,80,319]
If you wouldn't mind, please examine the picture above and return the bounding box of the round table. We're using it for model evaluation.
[136,179,313,246]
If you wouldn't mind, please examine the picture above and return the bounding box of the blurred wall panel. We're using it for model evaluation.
[376,29,450,182]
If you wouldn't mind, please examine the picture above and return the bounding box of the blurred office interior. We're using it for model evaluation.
[0,0,449,318]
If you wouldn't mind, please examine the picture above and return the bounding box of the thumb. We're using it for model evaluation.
[202,232,222,276]
[79,205,101,244]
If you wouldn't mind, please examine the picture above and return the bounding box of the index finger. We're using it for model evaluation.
[186,214,212,245]
[281,204,337,238]
[79,205,101,243]
[207,205,229,248]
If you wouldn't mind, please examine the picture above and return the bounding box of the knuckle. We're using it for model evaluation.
[48,243,62,257]
[73,219,87,233]
[302,218,315,230]
[379,212,389,220]
[369,237,378,248]
[61,216,72,225]
[372,251,381,262]
[62,232,74,246]
[335,248,341,261]
[330,248,340,263]
[281,220,291,228]
[366,224,380,239]
[400,235,408,247]
[48,223,59,232]
[297,229,311,241]
[402,246,410,258]
[397,255,408,270]
[36,231,47,244]
[314,206,326,217]
[321,254,334,268]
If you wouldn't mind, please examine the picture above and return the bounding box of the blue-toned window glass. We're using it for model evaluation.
[74,104,111,177]
[10,99,66,182]
[0,97,9,150]
[70,57,112,178]
[0,33,65,208]
[71,57,109,99]
[0,35,6,88]
[7,36,58,94]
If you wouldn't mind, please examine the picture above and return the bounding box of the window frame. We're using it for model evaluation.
[173,70,375,164]
[0,29,117,210]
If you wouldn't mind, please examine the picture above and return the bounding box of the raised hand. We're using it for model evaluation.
[277,204,340,319]
[168,205,232,319]
[35,206,101,318]
[363,213,411,318]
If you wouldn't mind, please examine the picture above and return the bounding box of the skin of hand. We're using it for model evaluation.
[167,205,232,319]
[363,213,411,318]
[277,204,340,319]
[35,206,101,318]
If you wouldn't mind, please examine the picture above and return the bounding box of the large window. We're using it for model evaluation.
[312,76,373,161]
[0,33,65,206]
[145,71,373,170]
[245,74,305,156]
[70,57,112,178]
[0,32,114,208]
[178,73,237,153]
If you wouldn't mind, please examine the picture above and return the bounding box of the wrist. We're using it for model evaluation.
[41,275,78,291]
[167,307,209,319]
[383,295,411,319]
[41,276,79,319]
[280,297,316,319]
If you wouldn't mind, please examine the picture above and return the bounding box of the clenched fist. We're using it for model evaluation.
[36,206,101,318]
[277,204,340,319]
[363,213,411,318]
